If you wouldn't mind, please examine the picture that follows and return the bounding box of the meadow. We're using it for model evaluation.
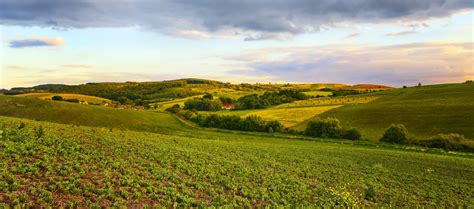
[15,93,111,104]
[0,95,185,135]
[320,82,474,140]
[1,116,473,207]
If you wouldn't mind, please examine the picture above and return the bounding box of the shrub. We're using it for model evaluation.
[380,124,408,144]
[51,95,63,101]
[343,128,361,140]
[65,98,80,103]
[304,117,342,138]
[184,98,222,111]
[415,133,473,152]
[268,127,274,135]
[165,104,181,113]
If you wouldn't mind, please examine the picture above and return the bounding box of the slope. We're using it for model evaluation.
[319,82,474,140]
[0,95,186,134]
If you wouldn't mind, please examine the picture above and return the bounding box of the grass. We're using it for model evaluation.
[1,116,473,207]
[320,83,474,140]
[244,105,342,127]
[15,93,111,104]
[0,95,186,134]
[302,91,332,97]
[200,105,340,127]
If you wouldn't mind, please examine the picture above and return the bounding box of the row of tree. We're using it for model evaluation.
[169,106,283,133]
[235,89,309,110]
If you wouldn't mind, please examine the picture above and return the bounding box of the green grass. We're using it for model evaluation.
[0,95,186,134]
[302,91,332,97]
[1,116,473,207]
[320,83,474,140]
[15,93,111,104]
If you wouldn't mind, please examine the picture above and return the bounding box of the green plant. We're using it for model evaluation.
[343,128,361,140]
[304,117,342,138]
[380,124,408,144]
[51,95,63,101]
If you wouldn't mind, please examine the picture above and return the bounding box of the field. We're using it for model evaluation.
[1,116,473,207]
[320,83,474,140]
[0,95,186,135]
[1,82,473,207]
[15,93,111,104]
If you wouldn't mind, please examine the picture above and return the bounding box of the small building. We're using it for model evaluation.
[221,104,235,110]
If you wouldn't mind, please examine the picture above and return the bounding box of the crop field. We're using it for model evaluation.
[320,83,474,140]
[1,116,473,207]
[15,93,111,104]
[302,91,332,97]
[274,96,378,108]
[201,105,341,127]
[244,105,342,127]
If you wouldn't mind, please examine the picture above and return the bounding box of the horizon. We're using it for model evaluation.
[1,1,473,89]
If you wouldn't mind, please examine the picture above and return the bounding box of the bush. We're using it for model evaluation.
[304,117,342,138]
[343,128,361,140]
[380,124,408,144]
[415,133,473,152]
[184,98,222,111]
[64,98,80,103]
[51,95,63,101]
[165,104,181,113]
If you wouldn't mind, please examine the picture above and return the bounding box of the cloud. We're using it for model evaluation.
[386,30,418,36]
[62,64,92,68]
[0,0,472,40]
[8,37,64,48]
[345,32,360,39]
[226,42,474,86]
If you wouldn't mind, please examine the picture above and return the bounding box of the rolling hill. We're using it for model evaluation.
[15,93,112,104]
[0,95,186,134]
[319,82,474,140]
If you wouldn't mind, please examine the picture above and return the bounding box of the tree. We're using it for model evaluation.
[380,124,409,144]
[51,95,63,101]
[304,117,342,138]
[219,96,235,104]
[203,93,213,99]
[343,128,361,140]
[417,83,422,87]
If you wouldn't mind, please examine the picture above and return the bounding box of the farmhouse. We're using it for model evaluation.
[221,104,235,110]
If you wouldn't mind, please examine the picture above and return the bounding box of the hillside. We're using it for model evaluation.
[319,82,474,140]
[15,93,112,104]
[0,95,186,134]
[1,116,473,207]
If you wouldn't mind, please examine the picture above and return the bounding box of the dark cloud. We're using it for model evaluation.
[8,38,64,48]
[1,0,472,39]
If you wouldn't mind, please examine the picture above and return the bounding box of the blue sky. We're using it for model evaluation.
[1,0,473,88]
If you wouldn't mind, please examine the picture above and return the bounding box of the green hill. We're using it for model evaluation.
[319,82,474,140]
[0,116,473,207]
[0,95,186,134]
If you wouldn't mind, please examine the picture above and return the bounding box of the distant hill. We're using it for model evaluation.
[344,84,393,90]
[4,78,394,107]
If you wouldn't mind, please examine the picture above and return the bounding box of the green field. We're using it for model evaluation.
[0,95,186,134]
[15,93,111,104]
[320,83,474,140]
[1,83,473,207]
[1,116,473,207]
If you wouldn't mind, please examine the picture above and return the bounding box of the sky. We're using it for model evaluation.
[1,0,473,89]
